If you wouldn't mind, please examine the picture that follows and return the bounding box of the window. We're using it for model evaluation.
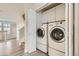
[0,22,2,26]
[3,27,7,31]
[0,22,11,34]
[7,27,10,34]
[0,27,1,31]
[3,24,10,34]
[0,21,15,41]
[0,22,2,31]
[3,23,8,27]
[7,24,10,27]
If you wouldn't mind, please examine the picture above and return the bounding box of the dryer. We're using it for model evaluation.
[36,23,48,53]
[48,21,65,56]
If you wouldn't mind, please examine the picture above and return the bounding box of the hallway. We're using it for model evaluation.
[0,39,24,56]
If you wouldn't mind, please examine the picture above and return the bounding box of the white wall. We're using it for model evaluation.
[19,27,25,43]
[16,13,25,43]
[74,3,79,56]
[36,12,43,28]
[0,4,25,43]
[0,32,2,41]
[15,4,25,44]
[25,9,36,53]
[27,9,36,53]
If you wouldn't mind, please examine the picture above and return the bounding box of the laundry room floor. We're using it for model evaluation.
[23,49,47,56]
[0,39,47,56]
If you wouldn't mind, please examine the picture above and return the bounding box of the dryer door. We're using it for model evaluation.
[37,28,45,38]
[50,26,65,42]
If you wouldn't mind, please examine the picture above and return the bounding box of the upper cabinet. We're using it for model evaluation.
[42,7,56,22]
[56,4,65,21]
[37,3,65,23]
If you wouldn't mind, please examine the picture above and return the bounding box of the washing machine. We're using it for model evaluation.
[48,20,65,56]
[36,23,48,53]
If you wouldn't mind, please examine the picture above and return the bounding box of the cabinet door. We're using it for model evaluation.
[56,4,65,21]
[42,7,55,22]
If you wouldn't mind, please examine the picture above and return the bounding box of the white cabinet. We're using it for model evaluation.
[42,11,48,23]
[42,4,65,22]
[42,7,55,22]
[56,4,65,21]
[48,7,56,22]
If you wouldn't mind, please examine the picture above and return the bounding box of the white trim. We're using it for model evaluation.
[68,3,74,56]
[65,3,74,56]
[65,3,69,56]
[74,3,79,56]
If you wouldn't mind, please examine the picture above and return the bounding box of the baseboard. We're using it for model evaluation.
[36,48,48,56]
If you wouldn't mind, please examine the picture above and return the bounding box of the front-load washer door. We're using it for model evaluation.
[37,26,47,53]
[37,28,45,38]
[50,26,65,42]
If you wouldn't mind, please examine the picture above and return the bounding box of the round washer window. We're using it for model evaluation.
[37,28,44,38]
[50,28,64,42]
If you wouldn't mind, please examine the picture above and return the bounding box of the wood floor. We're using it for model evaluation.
[0,39,24,56]
[23,49,47,56]
[0,39,47,56]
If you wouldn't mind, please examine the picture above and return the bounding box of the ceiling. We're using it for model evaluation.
[0,3,25,13]
[0,3,25,22]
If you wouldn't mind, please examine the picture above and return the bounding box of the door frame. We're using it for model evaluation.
[65,3,74,56]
